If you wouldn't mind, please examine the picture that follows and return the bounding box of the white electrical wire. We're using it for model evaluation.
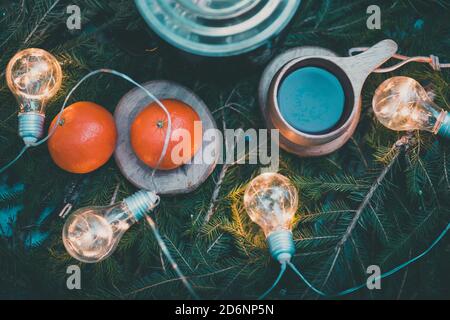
[1,69,171,189]
[0,68,200,299]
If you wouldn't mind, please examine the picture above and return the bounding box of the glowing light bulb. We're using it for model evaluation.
[244,172,299,263]
[373,76,450,138]
[63,191,159,263]
[6,48,62,145]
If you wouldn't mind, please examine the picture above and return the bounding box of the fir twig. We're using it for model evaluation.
[23,0,60,45]
[322,135,412,288]
[127,266,237,296]
[204,100,231,224]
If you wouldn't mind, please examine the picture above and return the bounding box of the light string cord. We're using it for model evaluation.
[0,69,172,187]
[41,69,197,298]
[145,215,200,300]
[0,69,199,299]
[259,223,449,299]
[258,262,287,300]
[349,47,450,73]
[0,145,29,174]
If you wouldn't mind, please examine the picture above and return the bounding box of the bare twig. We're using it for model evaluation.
[203,91,236,224]
[204,163,230,224]
[0,0,26,49]
[144,215,199,299]
[350,236,374,300]
[23,0,61,44]
[109,182,120,205]
[159,251,167,273]
[206,233,224,254]
[322,135,411,288]
[396,249,412,300]
[442,148,450,189]
[127,266,236,295]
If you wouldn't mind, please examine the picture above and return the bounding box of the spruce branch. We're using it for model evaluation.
[322,134,412,288]
[0,0,26,50]
[204,105,231,224]
[350,136,369,168]
[127,266,237,296]
[204,163,230,223]
[23,0,61,45]
[0,0,449,299]
[204,89,257,224]
[442,147,449,189]
[206,233,224,254]
[380,208,440,266]
[396,249,412,300]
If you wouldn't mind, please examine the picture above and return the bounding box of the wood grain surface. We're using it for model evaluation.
[114,80,220,195]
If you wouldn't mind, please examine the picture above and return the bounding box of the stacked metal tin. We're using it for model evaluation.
[135,0,301,61]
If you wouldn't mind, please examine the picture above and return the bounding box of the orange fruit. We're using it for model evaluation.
[48,101,117,174]
[130,99,202,170]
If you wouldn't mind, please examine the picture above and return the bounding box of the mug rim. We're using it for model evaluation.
[269,56,357,140]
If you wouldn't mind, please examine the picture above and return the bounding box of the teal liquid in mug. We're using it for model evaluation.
[277,67,345,134]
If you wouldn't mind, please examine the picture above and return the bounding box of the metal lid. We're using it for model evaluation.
[135,0,301,57]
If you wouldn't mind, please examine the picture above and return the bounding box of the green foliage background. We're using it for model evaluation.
[0,0,449,299]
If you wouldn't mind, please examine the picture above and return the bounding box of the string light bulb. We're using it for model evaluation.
[373,76,450,138]
[6,48,62,145]
[244,172,299,264]
[63,191,159,263]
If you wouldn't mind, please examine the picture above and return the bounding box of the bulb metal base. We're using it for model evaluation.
[437,113,450,139]
[124,190,160,221]
[267,230,295,264]
[18,112,45,145]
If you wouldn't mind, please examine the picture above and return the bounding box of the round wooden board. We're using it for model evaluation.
[114,80,220,195]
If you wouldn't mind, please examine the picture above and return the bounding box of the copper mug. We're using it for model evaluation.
[259,39,398,157]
